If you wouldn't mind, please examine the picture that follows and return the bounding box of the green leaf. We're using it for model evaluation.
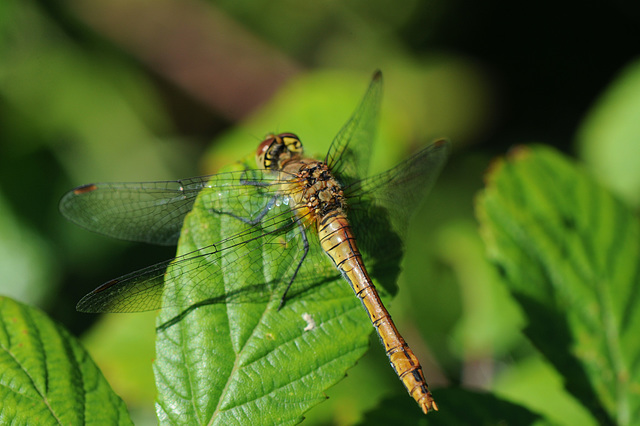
[493,355,598,426]
[476,145,640,425]
[82,312,158,407]
[154,162,374,424]
[357,389,543,426]
[0,296,132,424]
[0,190,57,307]
[437,220,524,358]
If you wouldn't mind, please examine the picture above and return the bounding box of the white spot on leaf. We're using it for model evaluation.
[302,313,316,331]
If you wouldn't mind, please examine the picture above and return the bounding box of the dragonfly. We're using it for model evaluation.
[60,71,449,414]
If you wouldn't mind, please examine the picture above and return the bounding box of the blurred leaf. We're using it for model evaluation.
[215,0,419,57]
[0,1,188,183]
[577,58,640,207]
[82,312,158,409]
[357,388,543,426]
[493,355,597,426]
[438,220,523,358]
[476,145,640,425]
[0,296,131,424]
[154,161,373,424]
[0,191,57,307]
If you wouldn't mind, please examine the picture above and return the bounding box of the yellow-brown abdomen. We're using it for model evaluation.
[317,213,437,413]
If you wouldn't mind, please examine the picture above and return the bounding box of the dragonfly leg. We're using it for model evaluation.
[278,219,309,310]
[210,195,277,226]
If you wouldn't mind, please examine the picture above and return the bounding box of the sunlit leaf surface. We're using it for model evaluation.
[477,145,640,425]
[0,297,131,424]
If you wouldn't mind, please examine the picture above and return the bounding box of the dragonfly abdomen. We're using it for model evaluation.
[317,214,437,414]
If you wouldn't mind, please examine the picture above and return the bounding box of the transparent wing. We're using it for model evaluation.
[344,139,451,292]
[157,207,346,324]
[347,139,451,231]
[325,70,382,186]
[75,173,343,313]
[75,212,293,313]
[59,170,290,246]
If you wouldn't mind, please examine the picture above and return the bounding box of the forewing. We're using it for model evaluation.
[325,70,382,187]
[59,171,282,246]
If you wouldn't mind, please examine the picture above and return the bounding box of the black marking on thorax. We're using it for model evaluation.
[294,161,346,220]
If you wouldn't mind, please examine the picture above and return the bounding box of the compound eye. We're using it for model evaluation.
[256,135,276,168]
[278,133,302,154]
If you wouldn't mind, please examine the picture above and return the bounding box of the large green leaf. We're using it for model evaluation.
[476,145,640,425]
[0,296,132,424]
[154,162,375,424]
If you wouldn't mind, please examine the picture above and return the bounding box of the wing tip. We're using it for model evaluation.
[432,139,451,155]
[75,297,95,313]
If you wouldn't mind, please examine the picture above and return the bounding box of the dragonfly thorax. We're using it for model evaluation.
[284,160,347,226]
[257,133,347,225]
[256,133,303,170]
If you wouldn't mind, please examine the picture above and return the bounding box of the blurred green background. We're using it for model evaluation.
[1,0,639,424]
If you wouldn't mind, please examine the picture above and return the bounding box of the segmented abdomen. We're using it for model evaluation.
[316,213,437,414]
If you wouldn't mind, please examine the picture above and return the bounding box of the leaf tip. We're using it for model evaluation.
[483,144,532,185]
[506,144,532,161]
[483,156,505,186]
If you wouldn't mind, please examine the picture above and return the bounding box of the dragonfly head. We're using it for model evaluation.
[256,133,303,170]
